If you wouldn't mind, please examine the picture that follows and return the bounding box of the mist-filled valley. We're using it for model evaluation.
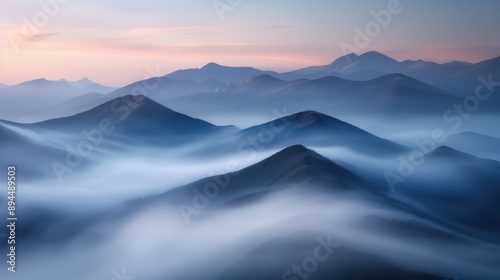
[1,48,500,280]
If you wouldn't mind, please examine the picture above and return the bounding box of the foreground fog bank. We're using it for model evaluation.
[0,92,498,280]
[2,189,499,280]
[0,142,498,280]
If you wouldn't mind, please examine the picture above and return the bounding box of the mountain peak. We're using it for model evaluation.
[332,51,395,64]
[240,110,381,149]
[249,74,282,83]
[333,52,358,63]
[281,110,352,129]
[428,145,475,160]
[77,77,93,83]
[202,62,223,69]
[20,78,53,86]
[288,110,329,120]
[33,78,50,83]
[274,144,318,157]
[35,95,217,137]
[99,95,184,116]
[355,51,399,65]
[59,77,101,89]
[59,77,93,83]
[326,51,399,74]
[253,144,334,175]
[155,144,359,208]
[359,51,393,59]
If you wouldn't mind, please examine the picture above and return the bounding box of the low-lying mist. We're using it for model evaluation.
[3,188,499,280]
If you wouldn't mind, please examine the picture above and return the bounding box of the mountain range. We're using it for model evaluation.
[1,51,500,280]
[0,77,115,122]
[1,51,499,125]
[166,73,468,128]
[18,143,498,280]
[291,51,500,97]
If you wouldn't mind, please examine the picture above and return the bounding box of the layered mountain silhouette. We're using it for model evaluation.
[0,78,115,122]
[127,145,484,279]
[292,51,400,79]
[215,232,444,280]
[11,75,224,121]
[0,121,68,179]
[151,144,500,234]
[147,145,381,213]
[107,76,224,101]
[445,132,500,161]
[167,73,463,126]
[22,145,373,242]
[20,92,113,121]
[399,146,500,241]
[291,51,500,97]
[2,51,500,280]
[28,95,224,145]
[234,111,408,156]
[2,51,499,125]
[58,77,115,93]
[166,62,282,84]
[0,96,237,180]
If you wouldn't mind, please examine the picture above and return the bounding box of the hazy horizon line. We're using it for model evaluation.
[1,50,498,88]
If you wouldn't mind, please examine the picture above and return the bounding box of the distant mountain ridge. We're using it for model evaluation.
[16,95,230,148]
[1,51,499,124]
[107,76,224,102]
[291,51,500,96]
[294,51,399,76]
[0,78,115,122]
[166,72,464,127]
[236,110,408,156]
[165,62,282,84]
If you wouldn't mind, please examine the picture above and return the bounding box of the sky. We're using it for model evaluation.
[1,0,500,87]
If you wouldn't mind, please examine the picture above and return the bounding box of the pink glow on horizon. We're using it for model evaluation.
[1,1,500,87]
[1,26,497,87]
